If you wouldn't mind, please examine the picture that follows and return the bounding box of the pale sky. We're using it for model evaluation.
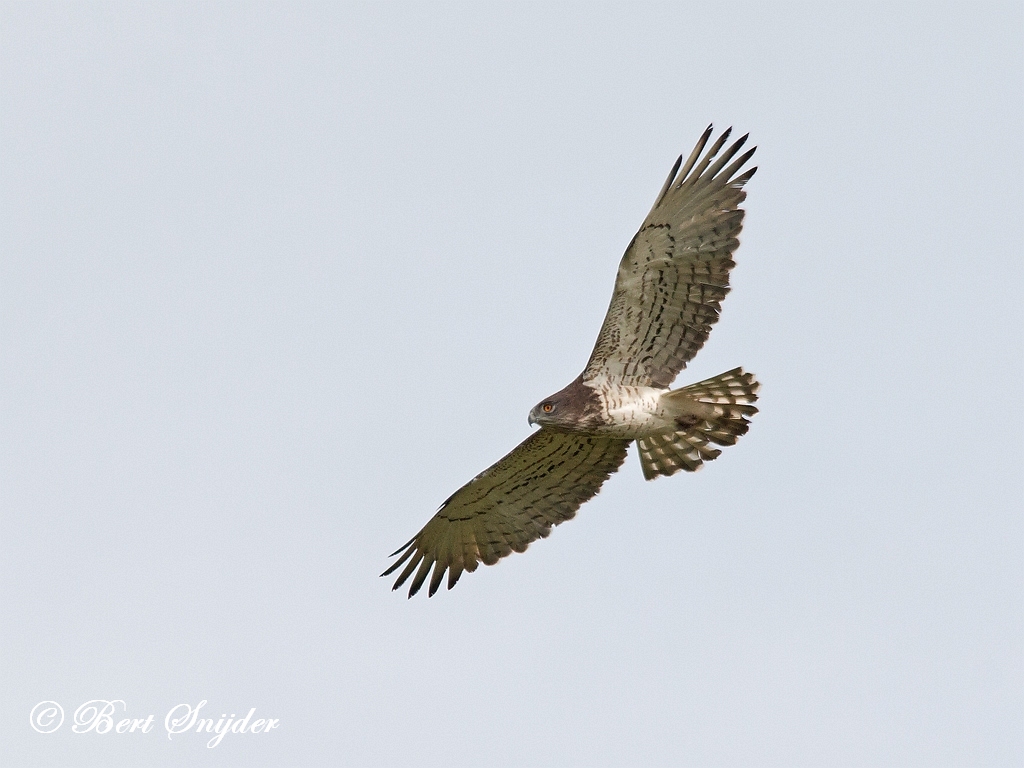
[3,3,1022,766]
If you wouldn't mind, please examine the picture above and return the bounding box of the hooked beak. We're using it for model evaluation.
[528,409,538,427]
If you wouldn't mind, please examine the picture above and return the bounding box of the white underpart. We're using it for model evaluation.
[589,381,680,439]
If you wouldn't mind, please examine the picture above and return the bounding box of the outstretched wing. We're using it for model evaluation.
[583,126,757,388]
[383,429,630,597]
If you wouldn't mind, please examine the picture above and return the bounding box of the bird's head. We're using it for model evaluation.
[528,397,560,428]
[527,377,601,431]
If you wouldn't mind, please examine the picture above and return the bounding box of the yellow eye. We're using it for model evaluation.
[542,403,553,413]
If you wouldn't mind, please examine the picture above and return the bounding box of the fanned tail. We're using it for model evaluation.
[637,367,759,479]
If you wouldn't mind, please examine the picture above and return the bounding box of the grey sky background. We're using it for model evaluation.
[2,3,1021,766]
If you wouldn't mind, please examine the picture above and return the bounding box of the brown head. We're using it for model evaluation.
[528,377,603,432]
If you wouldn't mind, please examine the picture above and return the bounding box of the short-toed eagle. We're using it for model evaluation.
[384,126,760,597]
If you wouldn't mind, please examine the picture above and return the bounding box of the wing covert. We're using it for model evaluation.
[583,126,756,387]
[383,429,629,597]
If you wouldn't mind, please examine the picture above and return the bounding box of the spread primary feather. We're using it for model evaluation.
[383,126,760,597]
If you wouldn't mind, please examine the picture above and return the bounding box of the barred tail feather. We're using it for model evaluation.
[637,367,759,480]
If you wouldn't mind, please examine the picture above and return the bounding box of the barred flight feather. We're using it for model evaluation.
[384,126,761,597]
[383,430,629,597]
[637,368,760,480]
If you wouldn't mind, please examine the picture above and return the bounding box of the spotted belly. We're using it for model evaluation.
[590,385,678,439]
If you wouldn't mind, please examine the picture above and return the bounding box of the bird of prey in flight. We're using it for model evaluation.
[384,126,760,597]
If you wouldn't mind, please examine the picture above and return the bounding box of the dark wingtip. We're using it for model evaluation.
[668,154,683,179]
[427,566,446,597]
[388,537,416,558]
[381,552,408,577]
